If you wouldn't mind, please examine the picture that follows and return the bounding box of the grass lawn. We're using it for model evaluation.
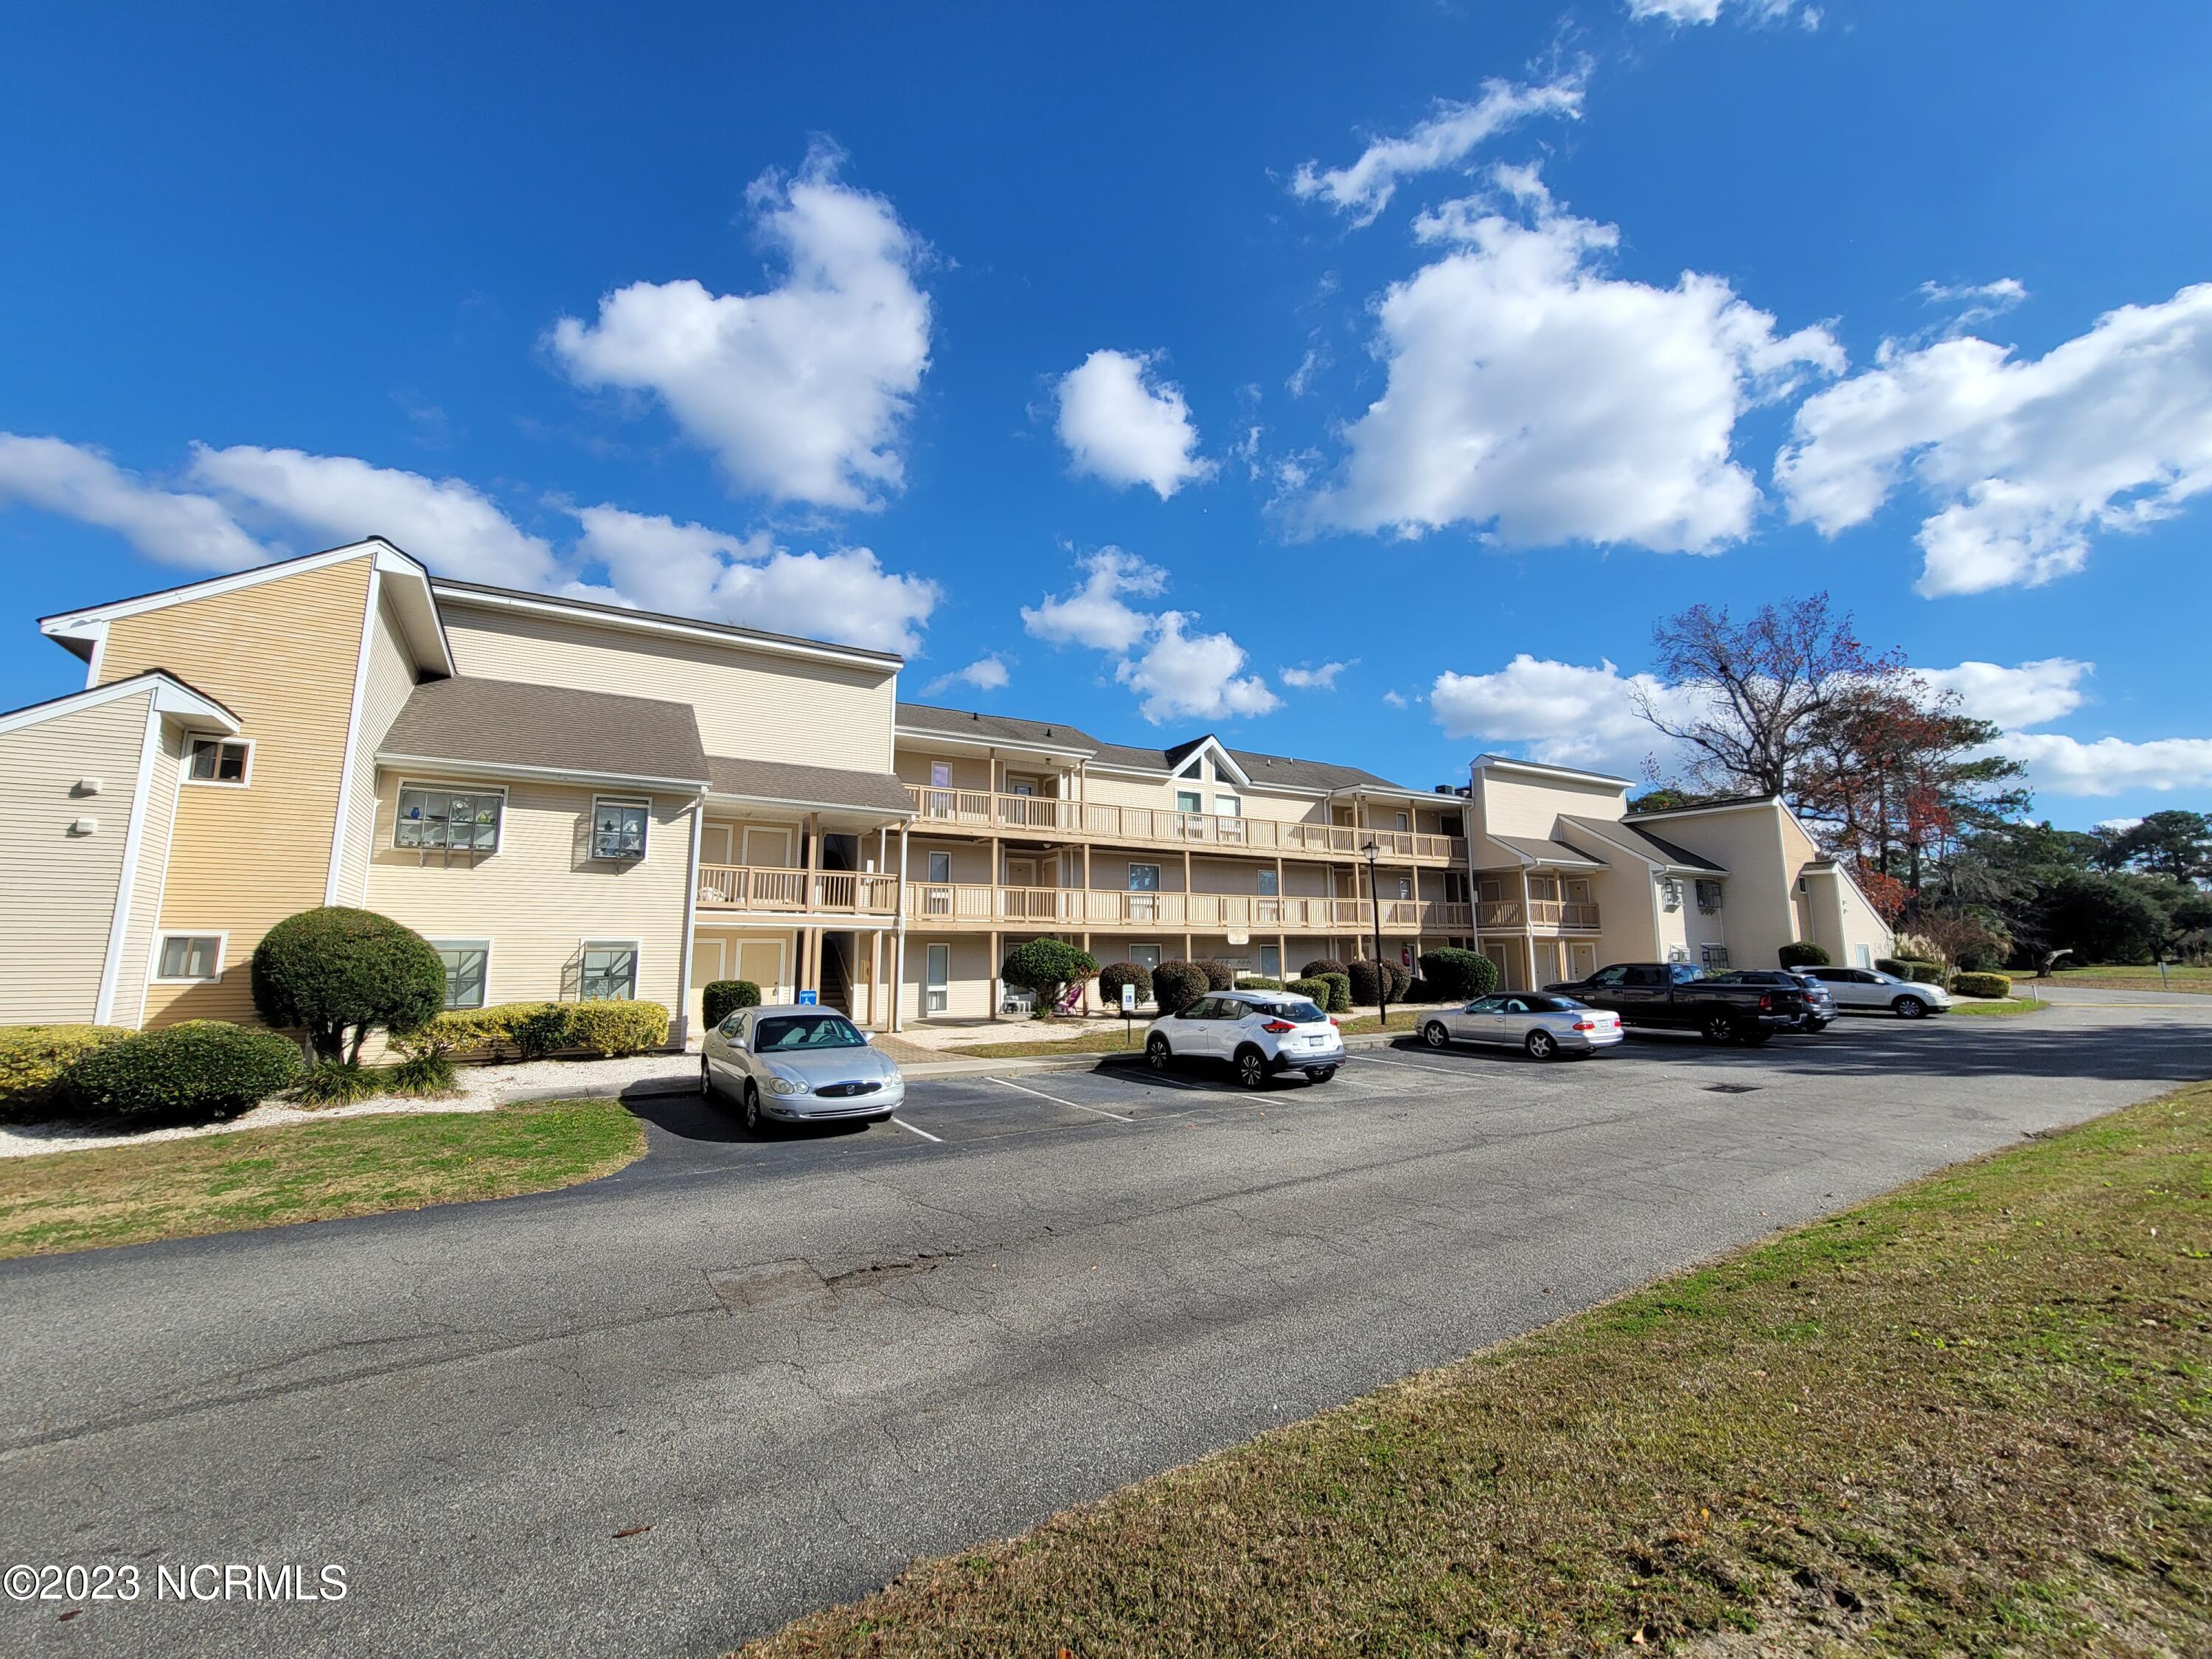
[739,1082,2212,1658]
[2037,965,2212,997]
[1948,998,2056,1018]
[0,1097,644,1259]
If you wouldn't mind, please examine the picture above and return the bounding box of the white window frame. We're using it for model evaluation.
[924,942,951,1015]
[1259,944,1282,979]
[428,938,492,1010]
[1127,862,1161,891]
[1214,793,1239,818]
[928,761,953,788]
[1175,790,1202,815]
[927,849,953,883]
[590,796,651,862]
[577,938,642,1002]
[153,931,228,984]
[1256,868,1279,896]
[182,736,254,788]
[1129,944,1162,972]
[394,779,508,854]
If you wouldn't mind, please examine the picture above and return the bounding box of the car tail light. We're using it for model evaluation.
[1572,1019,1596,1031]
[1759,992,1773,1011]
[1329,1017,1340,1027]
[1262,1020,1296,1034]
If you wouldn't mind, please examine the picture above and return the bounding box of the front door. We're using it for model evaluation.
[736,939,785,1002]
[925,943,950,1015]
[1568,941,1599,979]
[701,823,735,866]
[1130,944,1162,973]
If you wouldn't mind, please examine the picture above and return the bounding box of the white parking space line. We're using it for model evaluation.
[989,1076,1135,1123]
[886,1116,943,1143]
[1354,1053,1475,1075]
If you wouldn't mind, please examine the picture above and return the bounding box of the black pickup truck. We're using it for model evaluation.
[1542,961,1804,1045]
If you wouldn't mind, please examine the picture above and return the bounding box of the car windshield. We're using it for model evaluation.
[755,1014,866,1051]
[1253,998,1327,1023]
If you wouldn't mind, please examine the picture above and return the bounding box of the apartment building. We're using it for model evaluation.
[0,538,1886,1043]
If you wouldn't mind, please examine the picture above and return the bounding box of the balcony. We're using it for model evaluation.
[1475,900,1601,932]
[907,786,1464,863]
[904,885,1470,933]
[698,865,900,917]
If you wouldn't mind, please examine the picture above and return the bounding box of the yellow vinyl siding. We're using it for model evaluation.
[97,554,372,1026]
[333,593,420,905]
[112,724,183,1027]
[440,604,895,771]
[364,773,691,1015]
[0,689,151,1025]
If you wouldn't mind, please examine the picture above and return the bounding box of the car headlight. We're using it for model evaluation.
[768,1074,808,1096]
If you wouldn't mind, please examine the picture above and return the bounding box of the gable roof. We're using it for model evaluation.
[378,675,710,790]
[1490,833,1608,870]
[895,702,1102,753]
[1562,813,1728,874]
[0,669,240,739]
[706,756,914,816]
[435,580,905,671]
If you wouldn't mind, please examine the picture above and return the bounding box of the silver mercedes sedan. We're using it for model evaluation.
[700,1005,905,1133]
[1419,992,1624,1061]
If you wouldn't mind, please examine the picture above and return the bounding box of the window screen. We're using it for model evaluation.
[397,787,503,852]
[580,944,637,1001]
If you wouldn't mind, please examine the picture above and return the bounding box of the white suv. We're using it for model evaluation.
[1145,989,1344,1088]
[1800,966,1953,1018]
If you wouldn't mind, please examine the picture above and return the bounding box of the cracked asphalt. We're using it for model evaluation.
[4,989,2206,1657]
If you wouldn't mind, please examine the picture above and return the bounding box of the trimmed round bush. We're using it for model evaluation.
[0,1024,133,1116]
[1950,971,2013,999]
[1001,939,1099,1014]
[1097,961,1152,1011]
[1419,948,1498,1001]
[1152,961,1208,1015]
[1237,976,1284,992]
[1874,957,1910,978]
[567,1000,670,1057]
[62,1020,302,1124]
[1346,959,1384,1004]
[702,980,762,1029]
[1383,961,1413,999]
[1302,958,1348,979]
[1194,959,1237,991]
[1318,972,1353,1014]
[1287,976,1333,1008]
[1777,941,1831,968]
[251,907,448,1062]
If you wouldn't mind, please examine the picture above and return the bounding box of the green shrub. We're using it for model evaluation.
[509,1004,575,1060]
[1905,961,1946,984]
[400,1003,567,1062]
[62,1020,303,1123]
[251,907,448,1062]
[1419,948,1498,1001]
[1955,945,2004,974]
[1237,976,1284,992]
[295,1060,384,1107]
[1194,959,1237,991]
[1777,941,1831,968]
[1874,957,1910,978]
[1152,961,1208,1015]
[1347,960,1384,1004]
[1384,961,1413,999]
[702,980,762,1029]
[1302,958,1348,978]
[1318,972,1352,1014]
[1950,971,2014,998]
[388,1048,457,1096]
[1001,939,1099,1014]
[0,1025,133,1115]
[1287,976,1333,1008]
[1097,961,1153,1010]
[566,1000,670,1057]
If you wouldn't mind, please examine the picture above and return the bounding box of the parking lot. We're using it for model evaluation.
[4,990,2208,1658]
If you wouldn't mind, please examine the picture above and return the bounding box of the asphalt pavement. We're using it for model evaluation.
[3,991,2208,1656]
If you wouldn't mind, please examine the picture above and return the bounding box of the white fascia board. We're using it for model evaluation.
[371,546,456,677]
[1621,796,1784,823]
[894,728,1096,762]
[377,752,712,794]
[39,541,388,642]
[0,672,238,738]
[1472,754,1634,792]
[705,789,914,819]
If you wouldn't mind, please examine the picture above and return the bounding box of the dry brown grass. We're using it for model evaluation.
[737,1083,2212,1658]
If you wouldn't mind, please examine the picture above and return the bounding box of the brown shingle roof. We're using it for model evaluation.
[706,756,914,815]
[380,675,710,787]
[1562,814,1728,874]
[895,702,1103,751]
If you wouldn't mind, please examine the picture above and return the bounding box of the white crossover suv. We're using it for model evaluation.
[1144,989,1344,1088]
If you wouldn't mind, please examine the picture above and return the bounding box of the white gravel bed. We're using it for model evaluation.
[0,1051,697,1161]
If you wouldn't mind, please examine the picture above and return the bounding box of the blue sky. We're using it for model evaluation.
[4,0,2208,827]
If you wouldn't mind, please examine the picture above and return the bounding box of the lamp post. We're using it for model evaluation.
[1360,839,1388,1029]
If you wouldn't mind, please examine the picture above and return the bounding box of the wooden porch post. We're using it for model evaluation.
[989,928,1001,1022]
[892,822,909,1032]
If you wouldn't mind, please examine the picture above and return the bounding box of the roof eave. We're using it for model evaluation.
[378,752,711,793]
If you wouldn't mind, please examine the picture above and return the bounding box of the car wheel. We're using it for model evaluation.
[741,1080,766,1134]
[1147,1034,1172,1070]
[1739,1027,1774,1047]
[1701,1012,1734,1043]
[1422,1020,1450,1048]
[1234,1046,1268,1090]
[1309,1066,1338,1084]
[1893,995,1928,1019]
[1525,1029,1559,1061]
[698,1058,714,1100]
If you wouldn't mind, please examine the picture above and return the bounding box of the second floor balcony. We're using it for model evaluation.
[698,865,900,917]
[905,885,1470,933]
[1475,898,1602,932]
[907,785,1464,863]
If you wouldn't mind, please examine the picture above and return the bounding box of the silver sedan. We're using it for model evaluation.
[701,1005,905,1133]
[1420,992,1624,1061]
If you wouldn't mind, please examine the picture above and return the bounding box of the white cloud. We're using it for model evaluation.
[1115,612,1281,723]
[1054,350,1211,498]
[1020,546,1168,653]
[1919,657,2090,732]
[548,150,930,509]
[1776,282,2212,596]
[190,445,561,586]
[568,504,936,655]
[0,435,271,570]
[1626,0,1818,26]
[1290,72,1585,226]
[2004,731,2212,798]
[1429,654,1702,776]
[924,655,1011,696]
[1919,277,2028,330]
[1279,660,1350,690]
[1302,167,1840,549]
[1382,689,1410,709]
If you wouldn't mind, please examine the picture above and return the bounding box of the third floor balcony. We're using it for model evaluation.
[906,785,1464,864]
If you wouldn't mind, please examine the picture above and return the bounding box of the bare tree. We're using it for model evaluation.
[1632,594,1902,796]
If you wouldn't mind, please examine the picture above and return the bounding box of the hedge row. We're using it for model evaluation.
[0,1024,133,1115]
[1950,971,2013,998]
[400,1000,672,1060]
[1287,977,1335,1009]
[62,1020,305,1123]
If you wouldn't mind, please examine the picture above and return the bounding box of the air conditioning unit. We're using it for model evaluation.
[1659,877,1683,911]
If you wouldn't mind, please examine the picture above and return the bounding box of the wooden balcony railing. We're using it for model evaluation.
[697,865,900,916]
[906,786,1463,863]
[1475,900,1602,931]
[902,885,1470,933]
